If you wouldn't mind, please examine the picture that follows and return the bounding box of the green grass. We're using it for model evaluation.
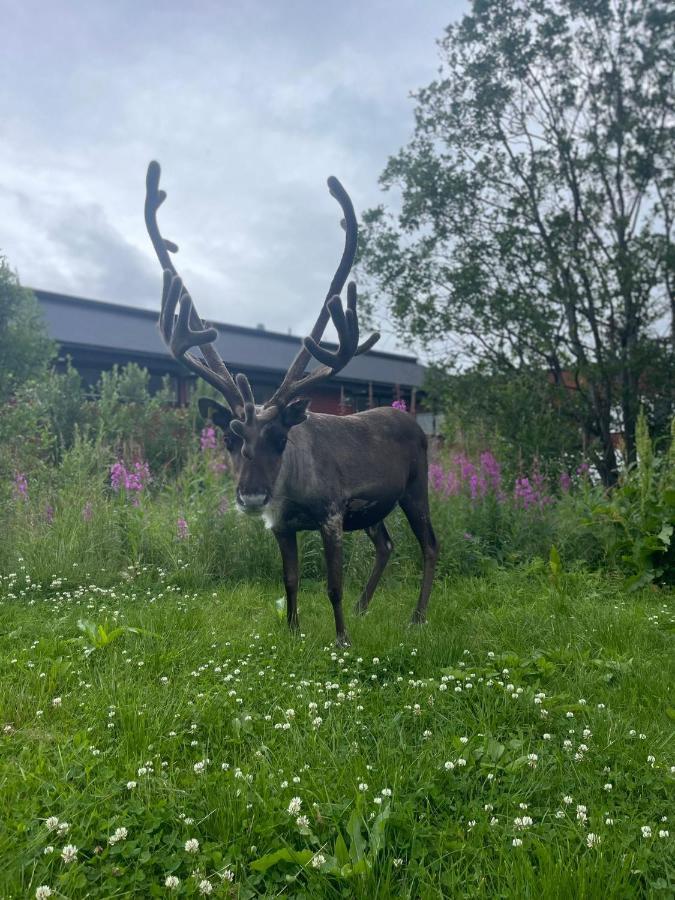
[0,567,673,898]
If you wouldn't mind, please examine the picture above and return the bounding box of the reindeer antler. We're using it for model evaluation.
[145,161,244,416]
[267,177,379,408]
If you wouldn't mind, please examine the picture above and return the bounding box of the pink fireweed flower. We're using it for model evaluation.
[392,399,407,411]
[176,517,189,540]
[200,425,217,451]
[110,460,151,497]
[13,472,28,501]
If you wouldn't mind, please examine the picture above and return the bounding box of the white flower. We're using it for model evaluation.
[287,797,302,815]
[457,758,467,767]
[184,838,200,853]
[604,783,613,791]
[35,888,53,899]
[641,826,652,838]
[512,838,523,847]
[563,795,573,805]
[381,788,392,797]
[586,833,601,848]
[296,815,310,829]
[44,846,54,854]
[57,821,70,835]
[359,783,369,792]
[311,853,326,868]
[460,736,469,744]
[527,753,538,767]
[193,761,205,774]
[543,733,552,740]
[444,761,455,771]
[513,816,533,830]
[285,708,295,718]
[61,844,78,863]
[126,781,137,790]
[109,826,128,845]
[137,766,148,776]
[659,830,669,838]
[52,697,62,708]
[490,816,499,826]
[198,879,213,895]
[605,818,614,825]
[45,816,59,831]
[222,868,235,881]
[312,717,323,728]
[165,875,180,889]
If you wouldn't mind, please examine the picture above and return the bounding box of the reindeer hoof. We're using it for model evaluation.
[336,633,351,648]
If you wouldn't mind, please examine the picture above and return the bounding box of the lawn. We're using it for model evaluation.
[0,567,673,898]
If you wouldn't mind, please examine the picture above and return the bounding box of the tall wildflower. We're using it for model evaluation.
[200,425,217,451]
[392,399,408,411]
[176,517,189,540]
[110,459,151,504]
[13,472,28,501]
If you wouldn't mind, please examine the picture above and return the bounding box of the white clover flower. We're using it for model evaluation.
[457,758,467,767]
[57,822,70,835]
[109,826,128,845]
[44,846,54,854]
[137,766,148,776]
[543,733,552,740]
[659,830,669,838]
[490,816,499,826]
[311,853,326,869]
[287,797,302,815]
[222,868,235,882]
[460,736,469,744]
[164,875,180,889]
[35,887,53,899]
[604,783,613,791]
[45,816,59,831]
[184,838,200,853]
[126,780,137,790]
[586,833,601,848]
[641,826,652,838]
[605,817,614,825]
[285,709,295,718]
[555,810,565,819]
[358,783,369,792]
[52,697,62,708]
[61,844,78,863]
[198,879,213,895]
[566,711,574,719]
[512,838,523,847]
[563,795,573,805]
[312,716,323,728]
[527,753,538,768]
[296,815,310,829]
[444,761,455,771]
[513,816,533,830]
[193,761,205,774]
[381,788,392,797]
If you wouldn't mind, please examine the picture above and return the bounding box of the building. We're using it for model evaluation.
[34,289,426,416]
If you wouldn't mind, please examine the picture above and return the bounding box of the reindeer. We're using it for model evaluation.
[144,161,438,645]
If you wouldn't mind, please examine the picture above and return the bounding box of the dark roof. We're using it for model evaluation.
[34,289,425,389]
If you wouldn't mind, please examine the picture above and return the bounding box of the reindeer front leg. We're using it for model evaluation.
[274,531,299,632]
[320,515,349,647]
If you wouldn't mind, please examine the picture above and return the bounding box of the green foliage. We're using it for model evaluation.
[75,619,146,653]
[429,364,585,471]
[0,256,55,403]
[360,0,675,482]
[588,412,675,588]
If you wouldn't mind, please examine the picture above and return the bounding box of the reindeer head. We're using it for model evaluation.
[144,162,379,514]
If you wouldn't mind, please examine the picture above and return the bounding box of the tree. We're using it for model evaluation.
[360,0,675,485]
[0,255,55,402]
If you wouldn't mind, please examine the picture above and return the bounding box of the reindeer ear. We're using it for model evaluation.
[282,398,309,428]
[198,397,234,432]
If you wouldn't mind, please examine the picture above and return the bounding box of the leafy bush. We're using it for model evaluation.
[587,412,674,589]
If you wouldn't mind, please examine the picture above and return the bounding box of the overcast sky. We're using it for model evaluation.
[1,0,466,352]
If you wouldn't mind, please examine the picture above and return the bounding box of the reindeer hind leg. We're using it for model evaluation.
[399,478,438,625]
[354,521,393,615]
